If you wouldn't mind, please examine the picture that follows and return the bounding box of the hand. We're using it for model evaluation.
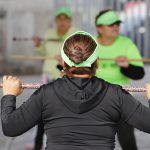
[115,56,129,68]
[32,36,41,47]
[54,55,63,65]
[145,84,150,100]
[3,76,23,96]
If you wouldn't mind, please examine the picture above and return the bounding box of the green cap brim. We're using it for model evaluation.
[96,11,122,26]
[55,7,72,17]
[61,31,99,67]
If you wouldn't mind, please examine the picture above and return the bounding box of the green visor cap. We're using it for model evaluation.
[96,11,122,26]
[61,31,99,67]
[55,7,72,17]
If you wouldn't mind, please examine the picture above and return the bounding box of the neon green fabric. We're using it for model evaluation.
[61,31,99,67]
[96,36,144,85]
[96,11,121,26]
[55,7,72,17]
[37,27,78,79]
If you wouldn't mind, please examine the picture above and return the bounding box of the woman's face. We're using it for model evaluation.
[97,22,120,39]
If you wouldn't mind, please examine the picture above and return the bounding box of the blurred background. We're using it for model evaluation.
[0,0,149,74]
[0,0,150,150]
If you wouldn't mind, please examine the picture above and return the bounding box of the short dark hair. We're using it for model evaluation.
[63,34,98,77]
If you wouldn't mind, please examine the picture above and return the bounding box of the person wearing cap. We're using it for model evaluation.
[32,7,77,82]
[1,31,150,150]
[32,7,78,149]
[95,9,145,150]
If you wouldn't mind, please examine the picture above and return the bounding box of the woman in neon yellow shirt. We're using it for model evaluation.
[95,9,145,85]
[95,9,145,150]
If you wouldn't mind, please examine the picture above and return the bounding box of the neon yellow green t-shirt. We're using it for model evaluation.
[37,27,78,79]
[96,36,144,85]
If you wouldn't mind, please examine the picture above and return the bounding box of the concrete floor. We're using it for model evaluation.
[0,65,150,150]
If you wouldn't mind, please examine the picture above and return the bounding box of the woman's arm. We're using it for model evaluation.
[1,76,43,137]
[127,102,150,133]
[118,84,150,133]
[120,64,145,80]
[117,40,145,80]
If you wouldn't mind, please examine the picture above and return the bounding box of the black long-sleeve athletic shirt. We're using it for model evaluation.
[1,75,150,150]
[120,64,145,79]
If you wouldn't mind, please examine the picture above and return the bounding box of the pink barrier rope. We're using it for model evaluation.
[0,83,42,89]
[122,86,146,92]
[0,83,146,92]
